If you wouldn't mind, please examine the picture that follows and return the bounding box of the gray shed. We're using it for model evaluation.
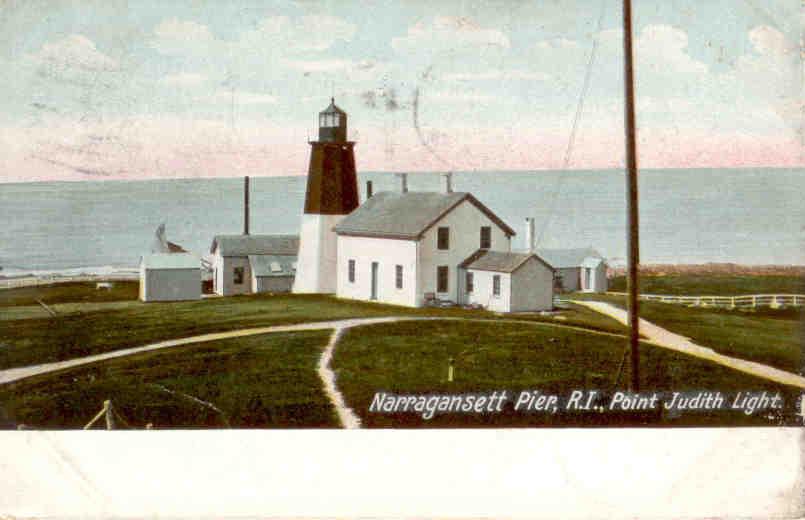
[536,247,608,293]
[248,255,296,293]
[139,253,201,302]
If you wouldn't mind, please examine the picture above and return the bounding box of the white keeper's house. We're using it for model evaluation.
[331,175,555,311]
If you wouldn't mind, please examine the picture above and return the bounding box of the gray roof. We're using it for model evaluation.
[536,248,604,269]
[460,250,552,274]
[333,191,516,239]
[210,234,299,256]
[140,253,200,270]
[248,255,297,277]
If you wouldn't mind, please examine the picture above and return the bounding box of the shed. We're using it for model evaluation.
[139,253,201,302]
[459,250,554,313]
[209,235,299,296]
[536,247,608,293]
[248,255,296,293]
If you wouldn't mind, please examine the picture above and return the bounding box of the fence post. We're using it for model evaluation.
[104,400,115,430]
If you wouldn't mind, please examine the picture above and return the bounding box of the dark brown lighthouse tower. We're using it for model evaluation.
[293,99,359,293]
[303,99,359,214]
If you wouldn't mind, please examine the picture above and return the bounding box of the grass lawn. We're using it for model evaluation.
[0,281,139,307]
[332,320,801,428]
[0,331,335,429]
[608,274,804,295]
[0,285,626,370]
[572,294,802,374]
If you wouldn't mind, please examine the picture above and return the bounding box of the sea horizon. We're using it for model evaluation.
[2,167,804,271]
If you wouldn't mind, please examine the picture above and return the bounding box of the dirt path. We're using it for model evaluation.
[572,300,805,390]
[0,314,628,429]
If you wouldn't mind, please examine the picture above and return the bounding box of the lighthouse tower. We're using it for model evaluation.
[293,99,359,293]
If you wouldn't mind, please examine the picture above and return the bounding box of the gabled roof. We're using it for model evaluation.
[141,253,200,270]
[210,234,299,256]
[248,255,297,277]
[460,249,553,274]
[333,191,516,239]
[536,247,604,269]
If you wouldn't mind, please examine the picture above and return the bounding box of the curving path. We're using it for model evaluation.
[0,315,628,428]
[573,300,805,390]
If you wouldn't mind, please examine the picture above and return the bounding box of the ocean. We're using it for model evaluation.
[1,168,803,274]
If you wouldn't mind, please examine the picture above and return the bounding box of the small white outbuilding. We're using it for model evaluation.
[139,253,201,302]
[459,250,555,313]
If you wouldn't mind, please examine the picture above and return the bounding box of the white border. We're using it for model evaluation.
[2,428,802,518]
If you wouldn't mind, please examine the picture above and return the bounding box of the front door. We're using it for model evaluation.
[371,262,379,300]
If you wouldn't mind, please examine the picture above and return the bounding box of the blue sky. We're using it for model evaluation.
[0,0,801,181]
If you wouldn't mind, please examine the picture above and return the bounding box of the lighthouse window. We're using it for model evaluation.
[437,227,450,250]
[348,259,355,283]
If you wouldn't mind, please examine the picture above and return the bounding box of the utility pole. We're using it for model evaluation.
[622,0,640,392]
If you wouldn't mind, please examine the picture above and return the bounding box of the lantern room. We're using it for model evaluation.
[318,98,348,142]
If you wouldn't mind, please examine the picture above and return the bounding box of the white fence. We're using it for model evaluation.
[608,292,805,309]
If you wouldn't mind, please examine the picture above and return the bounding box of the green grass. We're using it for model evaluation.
[609,274,805,296]
[0,287,627,370]
[0,331,335,429]
[332,320,801,428]
[0,281,139,307]
[573,294,802,374]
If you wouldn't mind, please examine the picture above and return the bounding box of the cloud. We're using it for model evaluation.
[444,70,549,81]
[392,16,510,55]
[747,25,796,56]
[534,37,580,52]
[150,19,217,56]
[161,73,207,87]
[30,34,118,72]
[282,59,352,73]
[204,91,278,105]
[238,14,355,53]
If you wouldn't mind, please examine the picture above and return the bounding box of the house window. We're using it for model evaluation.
[348,259,356,283]
[437,227,450,250]
[437,266,449,293]
[466,272,474,293]
[493,275,501,296]
[395,265,403,289]
[480,226,491,249]
[234,266,244,285]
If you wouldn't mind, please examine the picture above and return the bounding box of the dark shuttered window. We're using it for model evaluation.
[234,267,244,285]
[466,272,474,293]
[437,266,449,292]
[480,226,491,249]
[348,259,356,283]
[493,275,501,296]
[395,265,403,289]
[437,227,450,250]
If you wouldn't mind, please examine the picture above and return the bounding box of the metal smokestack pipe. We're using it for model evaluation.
[244,176,250,236]
[366,180,373,199]
[396,173,408,193]
[525,218,535,253]
[442,172,453,193]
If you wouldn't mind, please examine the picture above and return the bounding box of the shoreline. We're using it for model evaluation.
[608,263,805,277]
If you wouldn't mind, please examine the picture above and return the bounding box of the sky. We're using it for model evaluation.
[0,0,801,182]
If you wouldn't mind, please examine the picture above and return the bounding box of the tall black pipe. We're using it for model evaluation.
[244,176,250,236]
